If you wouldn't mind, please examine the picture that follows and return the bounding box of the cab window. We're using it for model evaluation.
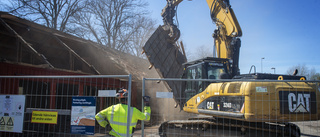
[185,64,203,99]
[207,63,226,79]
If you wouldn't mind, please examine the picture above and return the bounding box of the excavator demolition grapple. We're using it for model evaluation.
[143,0,320,136]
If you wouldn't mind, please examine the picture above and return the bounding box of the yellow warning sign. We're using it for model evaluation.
[7,117,14,126]
[0,117,5,125]
[31,111,58,124]
[0,116,14,131]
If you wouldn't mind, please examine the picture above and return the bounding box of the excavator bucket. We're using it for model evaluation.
[143,26,187,107]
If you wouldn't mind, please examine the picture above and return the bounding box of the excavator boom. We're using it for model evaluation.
[160,0,242,77]
[208,0,242,76]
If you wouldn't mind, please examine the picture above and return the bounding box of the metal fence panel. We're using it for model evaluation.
[0,75,132,137]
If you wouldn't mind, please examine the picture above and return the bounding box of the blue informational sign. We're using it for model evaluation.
[70,96,96,135]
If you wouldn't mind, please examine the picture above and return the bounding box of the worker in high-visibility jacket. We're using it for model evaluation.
[95,89,151,137]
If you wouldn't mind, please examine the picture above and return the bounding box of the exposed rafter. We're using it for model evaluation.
[0,17,54,68]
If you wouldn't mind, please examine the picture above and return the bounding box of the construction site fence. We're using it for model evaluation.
[0,75,320,137]
[141,78,320,137]
[0,75,133,137]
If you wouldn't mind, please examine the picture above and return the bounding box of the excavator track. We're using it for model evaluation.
[158,117,301,137]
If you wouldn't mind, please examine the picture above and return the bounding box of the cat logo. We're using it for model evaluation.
[288,93,310,113]
[279,91,316,114]
[207,102,214,109]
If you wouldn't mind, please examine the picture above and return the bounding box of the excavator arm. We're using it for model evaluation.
[161,0,242,76]
[208,0,242,38]
[208,0,242,76]
[161,0,242,44]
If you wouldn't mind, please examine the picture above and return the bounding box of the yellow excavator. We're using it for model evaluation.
[143,0,320,136]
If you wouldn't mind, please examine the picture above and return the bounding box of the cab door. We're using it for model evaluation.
[185,63,204,100]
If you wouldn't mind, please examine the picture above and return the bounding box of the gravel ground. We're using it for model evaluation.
[132,120,320,137]
[293,120,320,137]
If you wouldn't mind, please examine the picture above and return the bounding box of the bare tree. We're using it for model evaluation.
[195,45,213,59]
[69,9,101,43]
[310,73,320,80]
[5,0,85,31]
[286,64,319,80]
[130,17,156,57]
[72,0,149,53]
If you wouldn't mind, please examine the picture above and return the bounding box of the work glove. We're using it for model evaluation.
[143,96,150,106]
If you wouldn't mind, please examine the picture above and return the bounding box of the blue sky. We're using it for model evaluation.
[147,0,320,74]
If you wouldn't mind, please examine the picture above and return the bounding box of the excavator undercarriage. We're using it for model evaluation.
[159,117,301,137]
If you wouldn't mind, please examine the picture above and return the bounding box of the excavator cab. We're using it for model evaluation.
[182,57,230,102]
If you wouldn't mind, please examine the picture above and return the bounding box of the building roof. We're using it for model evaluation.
[0,12,157,81]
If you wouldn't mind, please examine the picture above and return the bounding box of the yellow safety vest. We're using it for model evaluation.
[95,104,151,137]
